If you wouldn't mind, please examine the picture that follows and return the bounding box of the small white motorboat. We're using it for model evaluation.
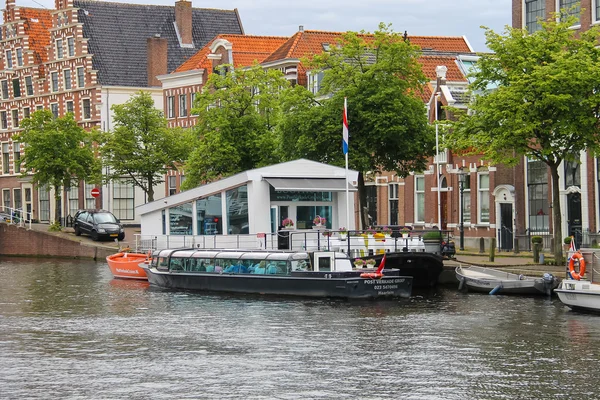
[455,265,559,295]
[555,280,600,312]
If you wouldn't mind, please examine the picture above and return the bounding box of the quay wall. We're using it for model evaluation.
[0,224,114,260]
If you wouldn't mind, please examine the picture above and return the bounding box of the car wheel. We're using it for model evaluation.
[118,233,125,241]
[74,226,81,236]
[91,230,99,241]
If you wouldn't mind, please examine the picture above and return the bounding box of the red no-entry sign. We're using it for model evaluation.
[91,188,100,198]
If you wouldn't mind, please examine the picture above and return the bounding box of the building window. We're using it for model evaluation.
[13,142,20,172]
[167,96,175,118]
[2,143,9,174]
[12,78,20,98]
[67,37,75,57]
[113,180,134,220]
[5,51,12,69]
[1,80,8,99]
[525,0,545,33]
[36,105,43,111]
[168,175,177,195]
[63,69,71,90]
[528,159,549,233]
[2,188,10,209]
[196,194,222,235]
[365,185,377,226]
[39,185,50,222]
[68,185,79,217]
[66,101,74,114]
[478,173,490,224]
[558,0,580,24]
[77,67,85,87]
[307,71,324,95]
[388,183,398,226]
[415,175,425,223]
[11,110,18,128]
[56,39,64,59]
[169,202,193,235]
[25,76,33,96]
[462,174,471,224]
[84,183,96,209]
[179,94,187,117]
[596,0,600,22]
[191,93,198,115]
[1,112,7,130]
[226,185,249,234]
[51,71,59,92]
[50,103,59,118]
[564,159,581,188]
[23,107,29,120]
[16,48,22,66]
[13,188,21,212]
[82,99,91,119]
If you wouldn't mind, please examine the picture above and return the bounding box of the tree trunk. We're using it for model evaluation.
[54,187,61,225]
[550,165,564,266]
[357,172,369,230]
[147,177,154,203]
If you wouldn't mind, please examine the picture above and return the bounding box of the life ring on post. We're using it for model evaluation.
[569,252,586,280]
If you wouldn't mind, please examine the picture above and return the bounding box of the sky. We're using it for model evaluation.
[16,0,512,52]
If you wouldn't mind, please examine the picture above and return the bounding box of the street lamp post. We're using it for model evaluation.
[458,170,465,251]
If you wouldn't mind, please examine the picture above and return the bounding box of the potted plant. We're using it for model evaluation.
[531,236,543,244]
[338,227,348,240]
[322,231,332,237]
[313,215,326,228]
[282,218,294,229]
[366,227,376,237]
[353,258,366,268]
[422,230,443,254]
[564,236,574,251]
[365,259,376,268]
[400,227,411,238]
[382,226,393,237]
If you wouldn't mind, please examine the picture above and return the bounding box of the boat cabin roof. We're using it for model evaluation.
[153,248,347,262]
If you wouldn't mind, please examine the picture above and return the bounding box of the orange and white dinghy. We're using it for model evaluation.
[106,251,150,280]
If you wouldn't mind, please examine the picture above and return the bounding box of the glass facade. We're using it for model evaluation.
[297,206,332,229]
[197,194,223,235]
[169,202,193,235]
[226,185,249,234]
[528,159,549,232]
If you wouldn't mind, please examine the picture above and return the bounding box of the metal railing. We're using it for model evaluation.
[0,206,32,229]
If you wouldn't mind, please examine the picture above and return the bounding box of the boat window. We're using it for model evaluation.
[317,256,331,272]
[157,257,169,271]
[292,259,311,271]
[170,257,185,272]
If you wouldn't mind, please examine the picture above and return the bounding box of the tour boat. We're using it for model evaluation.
[142,248,413,299]
[455,265,559,295]
[555,280,600,312]
[106,252,149,280]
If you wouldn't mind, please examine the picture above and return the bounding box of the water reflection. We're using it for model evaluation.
[1,257,600,399]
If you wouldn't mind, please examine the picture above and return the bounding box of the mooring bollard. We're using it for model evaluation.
[479,237,485,254]
[489,237,496,262]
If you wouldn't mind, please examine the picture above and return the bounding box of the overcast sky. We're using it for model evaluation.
[18,0,512,52]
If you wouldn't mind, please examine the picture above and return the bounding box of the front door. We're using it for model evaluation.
[567,192,582,248]
[499,203,513,251]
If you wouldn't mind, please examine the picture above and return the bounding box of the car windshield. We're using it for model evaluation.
[94,213,117,224]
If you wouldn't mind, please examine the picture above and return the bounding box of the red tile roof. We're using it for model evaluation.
[20,8,53,66]
[175,34,288,73]
[420,56,467,82]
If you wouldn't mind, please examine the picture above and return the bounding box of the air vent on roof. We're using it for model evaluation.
[322,43,330,51]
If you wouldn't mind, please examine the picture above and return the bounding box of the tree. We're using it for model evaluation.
[445,17,600,265]
[182,64,299,189]
[280,24,435,228]
[99,91,192,202]
[13,110,100,223]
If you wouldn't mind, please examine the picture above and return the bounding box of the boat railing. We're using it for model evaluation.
[134,229,446,257]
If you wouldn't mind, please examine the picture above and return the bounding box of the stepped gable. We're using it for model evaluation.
[74,0,244,87]
[175,34,288,73]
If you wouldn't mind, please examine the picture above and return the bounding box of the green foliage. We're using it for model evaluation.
[531,236,543,244]
[422,231,442,240]
[13,110,99,222]
[564,236,573,245]
[182,64,295,189]
[48,221,62,232]
[99,91,191,202]
[445,15,600,266]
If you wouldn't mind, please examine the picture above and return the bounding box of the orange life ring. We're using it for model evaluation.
[360,272,383,279]
[569,252,586,280]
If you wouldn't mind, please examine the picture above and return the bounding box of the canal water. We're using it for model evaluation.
[1,257,599,399]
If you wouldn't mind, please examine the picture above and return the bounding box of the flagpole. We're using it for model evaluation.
[343,97,350,231]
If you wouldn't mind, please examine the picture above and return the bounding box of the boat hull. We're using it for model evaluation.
[352,252,443,288]
[143,267,412,299]
[455,266,559,295]
[555,280,600,313]
[106,252,149,280]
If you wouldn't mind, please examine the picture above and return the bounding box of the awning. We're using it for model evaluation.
[264,178,357,192]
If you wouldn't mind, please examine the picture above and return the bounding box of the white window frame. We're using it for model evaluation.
[23,107,30,120]
[66,100,74,115]
[16,48,22,66]
[415,175,425,223]
[0,111,7,130]
[50,103,59,118]
[13,141,20,173]
[556,0,580,25]
[77,67,85,88]
[67,37,75,57]
[11,109,18,128]
[63,69,72,90]
[25,76,33,96]
[168,175,177,196]
[179,94,187,117]
[5,51,12,69]
[477,172,490,224]
[82,98,91,119]
[56,38,64,59]
[113,180,134,220]
[2,143,9,174]
[167,96,175,118]
[388,182,398,225]
[51,71,59,92]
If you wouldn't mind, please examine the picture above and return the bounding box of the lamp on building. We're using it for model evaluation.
[458,170,466,251]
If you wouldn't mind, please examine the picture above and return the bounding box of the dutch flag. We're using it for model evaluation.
[342,97,349,155]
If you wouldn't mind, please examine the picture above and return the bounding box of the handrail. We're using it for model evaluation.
[0,205,32,229]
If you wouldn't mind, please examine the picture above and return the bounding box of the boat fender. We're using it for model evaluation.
[458,277,466,291]
[568,252,586,280]
[360,272,384,279]
[489,284,502,295]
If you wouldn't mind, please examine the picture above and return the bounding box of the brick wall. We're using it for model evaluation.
[0,224,114,259]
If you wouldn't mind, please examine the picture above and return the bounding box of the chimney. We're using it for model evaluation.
[175,0,193,46]
[299,25,304,32]
[435,65,448,88]
[147,35,168,86]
